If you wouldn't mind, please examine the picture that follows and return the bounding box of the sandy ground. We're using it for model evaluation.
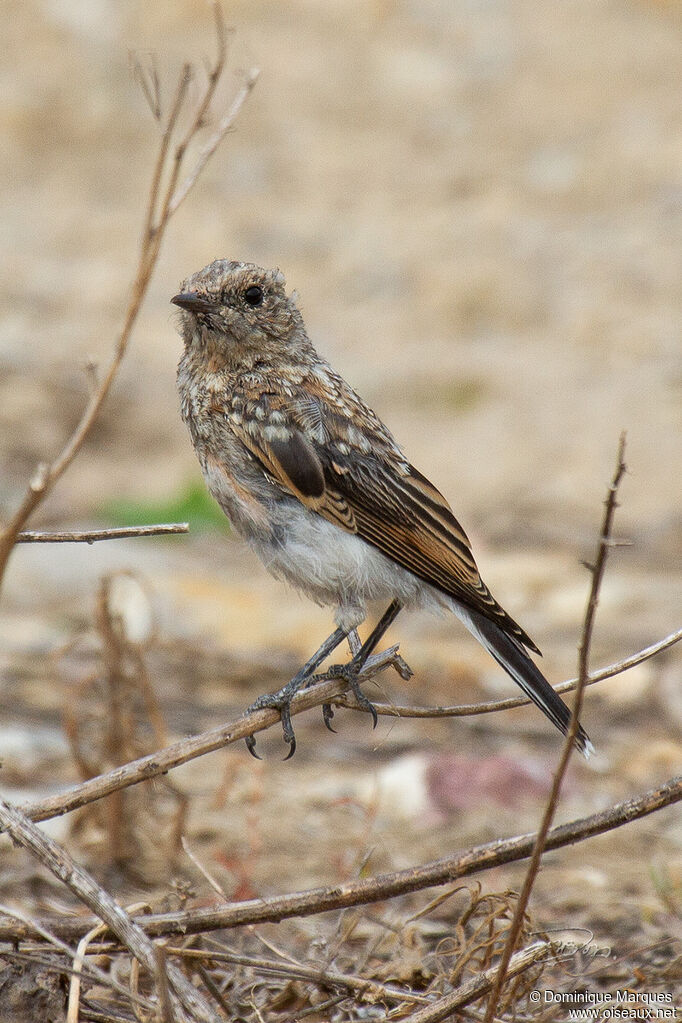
[0,0,680,1015]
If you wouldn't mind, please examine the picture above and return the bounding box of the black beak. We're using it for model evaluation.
[171,291,215,314]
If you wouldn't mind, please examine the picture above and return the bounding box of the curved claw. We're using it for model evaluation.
[329,663,379,730]
[348,675,378,728]
[243,694,300,760]
[283,736,297,760]
[322,702,337,733]
[279,702,297,752]
[351,690,378,729]
[245,733,262,760]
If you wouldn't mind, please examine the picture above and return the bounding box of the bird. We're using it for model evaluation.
[172,259,592,759]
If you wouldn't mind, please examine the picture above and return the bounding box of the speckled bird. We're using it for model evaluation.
[172,259,592,759]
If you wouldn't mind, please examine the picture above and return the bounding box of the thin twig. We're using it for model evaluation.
[0,905,155,1010]
[182,836,229,900]
[333,625,682,718]
[4,775,679,943]
[0,4,256,594]
[67,922,109,1023]
[166,68,259,219]
[16,524,189,543]
[0,799,215,1022]
[483,434,628,1022]
[143,62,192,250]
[403,941,550,1023]
[165,945,430,1006]
[15,623,679,831]
[18,645,405,824]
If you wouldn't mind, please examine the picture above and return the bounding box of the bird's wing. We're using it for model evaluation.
[231,408,539,654]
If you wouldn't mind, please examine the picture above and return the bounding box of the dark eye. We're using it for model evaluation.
[244,285,264,307]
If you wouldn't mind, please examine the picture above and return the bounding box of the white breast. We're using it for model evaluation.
[250,500,447,630]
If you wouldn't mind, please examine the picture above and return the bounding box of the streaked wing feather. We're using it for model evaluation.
[232,409,538,653]
[231,420,358,533]
[319,452,541,653]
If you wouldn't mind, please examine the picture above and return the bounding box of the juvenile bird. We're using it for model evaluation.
[172,260,592,759]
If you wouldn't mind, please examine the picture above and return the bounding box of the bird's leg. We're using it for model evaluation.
[347,628,362,656]
[245,625,349,759]
[321,627,362,732]
[325,599,403,730]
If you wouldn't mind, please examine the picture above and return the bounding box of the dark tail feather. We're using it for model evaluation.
[460,607,594,759]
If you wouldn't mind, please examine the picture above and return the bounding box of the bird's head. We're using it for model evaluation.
[172,260,310,369]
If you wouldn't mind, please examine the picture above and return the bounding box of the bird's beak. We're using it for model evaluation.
[171,291,215,314]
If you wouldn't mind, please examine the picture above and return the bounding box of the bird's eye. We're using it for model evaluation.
[244,285,264,307]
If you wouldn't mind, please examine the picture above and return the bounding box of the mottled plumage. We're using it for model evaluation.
[173,259,592,758]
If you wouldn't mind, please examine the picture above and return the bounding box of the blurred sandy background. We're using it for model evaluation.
[0,0,680,977]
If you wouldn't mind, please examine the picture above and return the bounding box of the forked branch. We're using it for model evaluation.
[0,3,257,593]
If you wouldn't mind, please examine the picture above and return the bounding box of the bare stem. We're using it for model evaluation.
[483,434,628,1022]
[334,625,681,719]
[13,619,677,831]
[403,941,550,1023]
[0,5,256,596]
[0,799,216,1021]
[2,774,679,943]
[16,523,189,544]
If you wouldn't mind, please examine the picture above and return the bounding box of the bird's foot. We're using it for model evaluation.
[244,676,309,760]
[323,661,379,730]
[243,605,409,757]
[244,624,350,758]
[321,643,413,730]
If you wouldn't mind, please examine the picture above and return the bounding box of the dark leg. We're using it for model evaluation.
[245,625,349,759]
[323,599,403,730]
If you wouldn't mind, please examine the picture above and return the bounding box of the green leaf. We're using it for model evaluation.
[101,479,230,533]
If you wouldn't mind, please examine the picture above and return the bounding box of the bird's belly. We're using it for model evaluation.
[253,500,446,624]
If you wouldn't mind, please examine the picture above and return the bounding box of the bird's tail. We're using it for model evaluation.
[456,605,594,759]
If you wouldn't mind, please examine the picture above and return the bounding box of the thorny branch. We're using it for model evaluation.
[483,434,629,1022]
[0,3,257,593]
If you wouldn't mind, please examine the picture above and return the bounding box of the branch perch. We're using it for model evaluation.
[12,624,678,831]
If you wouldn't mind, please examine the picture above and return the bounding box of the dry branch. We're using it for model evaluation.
[0,3,256,594]
[3,774,679,944]
[333,625,682,719]
[19,645,405,824]
[16,524,189,544]
[0,799,215,1022]
[165,945,431,1008]
[14,625,679,831]
[403,940,550,1023]
[483,434,628,1021]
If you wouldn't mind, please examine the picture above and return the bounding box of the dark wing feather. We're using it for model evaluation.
[318,449,541,653]
[230,420,358,533]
